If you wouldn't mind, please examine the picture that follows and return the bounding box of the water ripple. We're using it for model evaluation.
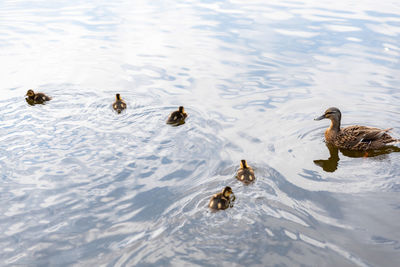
[1,0,400,266]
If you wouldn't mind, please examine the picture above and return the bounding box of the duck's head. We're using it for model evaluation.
[116,93,121,100]
[26,89,35,97]
[240,159,248,169]
[315,107,341,122]
[178,106,185,113]
[222,186,233,198]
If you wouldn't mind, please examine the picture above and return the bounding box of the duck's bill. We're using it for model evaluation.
[314,114,325,121]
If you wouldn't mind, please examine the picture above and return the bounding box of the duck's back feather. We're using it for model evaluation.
[236,167,255,184]
[167,111,187,124]
[209,194,230,210]
[333,125,398,150]
[113,100,126,113]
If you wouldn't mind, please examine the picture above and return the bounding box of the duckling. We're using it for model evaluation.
[209,186,235,210]
[315,107,399,150]
[236,159,255,184]
[25,89,51,104]
[112,93,127,114]
[166,106,187,126]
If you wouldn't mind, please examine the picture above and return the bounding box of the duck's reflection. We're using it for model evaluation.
[313,144,339,172]
[314,144,400,172]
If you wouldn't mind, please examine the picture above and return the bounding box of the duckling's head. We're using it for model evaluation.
[315,107,341,122]
[222,186,233,198]
[26,90,35,97]
[179,106,185,113]
[116,93,121,100]
[240,159,248,169]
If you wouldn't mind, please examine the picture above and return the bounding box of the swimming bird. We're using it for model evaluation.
[25,89,51,104]
[208,186,235,211]
[236,159,255,184]
[315,107,399,150]
[166,106,187,126]
[113,93,127,114]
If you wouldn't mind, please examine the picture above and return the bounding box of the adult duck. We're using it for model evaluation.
[315,107,399,150]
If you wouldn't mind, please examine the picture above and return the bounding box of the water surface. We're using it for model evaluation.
[1,0,400,266]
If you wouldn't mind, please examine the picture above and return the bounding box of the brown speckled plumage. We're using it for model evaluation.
[236,160,255,184]
[315,107,399,151]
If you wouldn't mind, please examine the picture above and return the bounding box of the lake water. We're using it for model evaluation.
[1,0,400,266]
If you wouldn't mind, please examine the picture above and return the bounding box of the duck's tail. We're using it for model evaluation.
[388,136,400,145]
[382,128,400,146]
[391,139,400,145]
[382,128,393,132]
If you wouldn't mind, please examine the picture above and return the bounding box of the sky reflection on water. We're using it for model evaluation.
[1,0,400,266]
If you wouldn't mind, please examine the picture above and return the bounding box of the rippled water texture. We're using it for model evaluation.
[1,0,400,266]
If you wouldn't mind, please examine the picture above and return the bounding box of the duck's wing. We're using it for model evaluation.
[339,126,397,149]
[358,127,393,143]
[167,111,180,123]
[37,93,51,101]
